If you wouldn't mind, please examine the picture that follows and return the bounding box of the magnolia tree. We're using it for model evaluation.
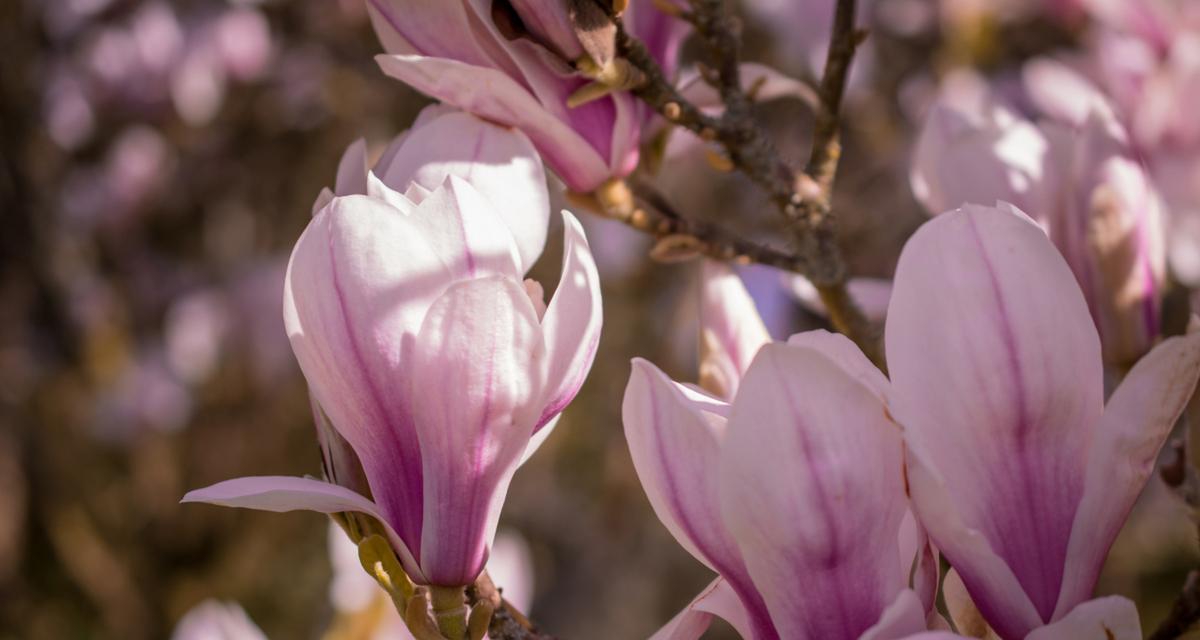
[181,1,1200,639]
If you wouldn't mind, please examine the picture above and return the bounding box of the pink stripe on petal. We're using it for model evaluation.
[411,276,545,586]
[887,204,1103,628]
[721,343,908,640]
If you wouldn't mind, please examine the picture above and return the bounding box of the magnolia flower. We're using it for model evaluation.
[912,83,1165,366]
[625,332,939,640]
[888,203,1200,639]
[184,110,603,588]
[625,263,939,640]
[368,0,685,192]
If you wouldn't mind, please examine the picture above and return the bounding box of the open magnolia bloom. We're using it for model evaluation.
[625,262,939,640]
[888,203,1200,639]
[183,111,603,588]
[367,0,685,192]
[912,84,1165,367]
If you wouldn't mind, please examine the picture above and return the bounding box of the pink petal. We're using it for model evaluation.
[365,0,501,68]
[380,110,550,272]
[508,0,582,60]
[411,276,545,586]
[860,590,930,640]
[1022,58,1117,130]
[375,54,610,192]
[649,578,756,640]
[406,176,523,282]
[911,99,1050,217]
[1055,331,1200,617]
[786,330,890,403]
[698,260,771,400]
[721,343,908,640]
[534,212,602,431]
[285,195,451,550]
[1028,597,1142,640]
[622,359,771,633]
[182,476,422,580]
[887,203,1103,631]
[904,452,1042,639]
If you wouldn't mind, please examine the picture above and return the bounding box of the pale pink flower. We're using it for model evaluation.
[184,110,602,587]
[366,0,686,192]
[888,203,1200,639]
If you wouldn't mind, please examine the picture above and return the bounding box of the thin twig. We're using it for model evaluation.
[468,570,556,640]
[1149,570,1200,640]
[614,0,882,366]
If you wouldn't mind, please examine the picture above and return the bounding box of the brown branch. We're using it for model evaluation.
[570,178,820,273]
[1149,570,1200,640]
[614,0,882,366]
[468,570,556,640]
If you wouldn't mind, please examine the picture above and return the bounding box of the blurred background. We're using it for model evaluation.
[1,0,1195,638]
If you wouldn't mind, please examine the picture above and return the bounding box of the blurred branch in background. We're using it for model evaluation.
[610,0,882,366]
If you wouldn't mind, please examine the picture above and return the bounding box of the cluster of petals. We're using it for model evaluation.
[366,0,686,192]
[183,107,602,587]
[626,203,1200,639]
[913,75,1165,366]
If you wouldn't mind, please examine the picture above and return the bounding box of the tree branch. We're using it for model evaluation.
[1149,570,1200,640]
[612,0,882,366]
[468,570,556,640]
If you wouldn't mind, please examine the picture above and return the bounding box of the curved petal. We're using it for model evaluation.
[860,590,930,640]
[886,203,1103,629]
[534,211,602,431]
[365,0,501,67]
[381,110,550,272]
[285,195,453,550]
[411,276,546,586]
[375,54,610,192]
[911,102,1049,218]
[786,330,889,403]
[182,476,422,580]
[1022,58,1117,131]
[508,0,581,60]
[905,452,1042,640]
[650,578,756,640]
[406,176,522,282]
[1027,597,1141,640]
[622,359,770,633]
[1055,332,1200,617]
[721,343,909,640]
[698,260,771,400]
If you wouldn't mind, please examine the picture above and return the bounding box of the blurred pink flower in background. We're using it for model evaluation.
[912,76,1165,366]
[368,0,686,192]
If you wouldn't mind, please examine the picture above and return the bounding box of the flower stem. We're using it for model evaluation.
[429,585,469,640]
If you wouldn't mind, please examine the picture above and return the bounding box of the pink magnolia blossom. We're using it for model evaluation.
[912,83,1165,366]
[887,203,1200,639]
[367,0,685,192]
[183,110,602,588]
[624,263,939,640]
